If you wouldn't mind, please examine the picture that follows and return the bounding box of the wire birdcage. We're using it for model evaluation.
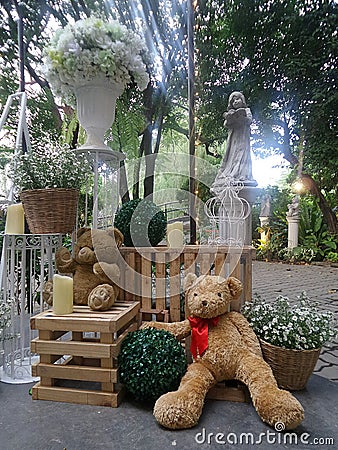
[205,179,251,246]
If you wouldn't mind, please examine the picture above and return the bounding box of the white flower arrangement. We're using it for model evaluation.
[10,144,91,191]
[241,293,336,350]
[44,16,149,98]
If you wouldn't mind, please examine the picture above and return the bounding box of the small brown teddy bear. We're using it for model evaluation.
[43,227,123,311]
[142,274,304,430]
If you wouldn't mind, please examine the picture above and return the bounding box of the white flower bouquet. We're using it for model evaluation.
[10,144,91,191]
[44,16,149,98]
[241,293,336,350]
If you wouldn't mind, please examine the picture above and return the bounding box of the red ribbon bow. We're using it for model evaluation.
[188,316,220,359]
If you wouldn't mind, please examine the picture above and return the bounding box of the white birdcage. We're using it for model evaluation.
[204,179,251,246]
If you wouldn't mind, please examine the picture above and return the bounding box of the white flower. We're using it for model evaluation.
[44,17,149,98]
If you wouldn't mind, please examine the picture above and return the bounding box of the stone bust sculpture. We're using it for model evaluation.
[211,92,257,193]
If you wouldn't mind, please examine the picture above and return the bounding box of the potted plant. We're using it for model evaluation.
[10,143,91,234]
[241,292,336,390]
[43,16,149,150]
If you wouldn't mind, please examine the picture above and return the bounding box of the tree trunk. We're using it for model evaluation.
[301,173,338,237]
[280,118,337,238]
[119,159,130,204]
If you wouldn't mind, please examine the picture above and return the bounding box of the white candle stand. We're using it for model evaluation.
[77,149,124,229]
[0,233,62,383]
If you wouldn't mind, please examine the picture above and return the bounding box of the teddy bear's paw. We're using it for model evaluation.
[42,280,53,306]
[153,392,201,430]
[88,284,116,311]
[255,389,304,430]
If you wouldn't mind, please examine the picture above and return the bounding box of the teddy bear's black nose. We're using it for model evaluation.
[202,300,208,307]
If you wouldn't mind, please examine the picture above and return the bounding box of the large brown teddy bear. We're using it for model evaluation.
[142,274,304,430]
[43,227,123,311]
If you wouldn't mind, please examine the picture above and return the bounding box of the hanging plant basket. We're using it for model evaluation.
[260,339,321,390]
[20,188,79,234]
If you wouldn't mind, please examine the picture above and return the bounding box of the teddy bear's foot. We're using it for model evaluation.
[42,280,53,306]
[153,362,216,430]
[154,391,201,430]
[254,388,304,430]
[88,284,116,311]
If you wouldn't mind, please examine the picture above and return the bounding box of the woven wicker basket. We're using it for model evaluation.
[20,188,79,234]
[260,339,321,390]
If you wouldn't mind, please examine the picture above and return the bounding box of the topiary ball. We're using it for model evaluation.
[118,328,187,402]
[114,198,166,247]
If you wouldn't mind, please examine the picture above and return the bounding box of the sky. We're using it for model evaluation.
[252,153,290,187]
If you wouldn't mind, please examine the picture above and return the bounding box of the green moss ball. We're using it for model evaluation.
[114,198,166,247]
[118,328,187,402]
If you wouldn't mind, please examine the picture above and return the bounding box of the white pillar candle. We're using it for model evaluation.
[167,221,184,248]
[5,203,25,234]
[53,274,73,315]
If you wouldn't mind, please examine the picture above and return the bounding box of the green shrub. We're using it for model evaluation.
[118,328,187,402]
[114,198,166,247]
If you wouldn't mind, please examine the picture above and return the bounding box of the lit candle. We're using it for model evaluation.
[5,203,25,234]
[53,274,73,315]
[167,221,184,248]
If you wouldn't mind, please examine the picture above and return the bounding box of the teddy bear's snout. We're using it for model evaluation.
[202,300,208,307]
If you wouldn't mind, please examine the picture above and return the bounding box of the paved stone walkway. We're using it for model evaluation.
[252,260,338,382]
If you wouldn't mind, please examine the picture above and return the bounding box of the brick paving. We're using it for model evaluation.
[252,260,338,382]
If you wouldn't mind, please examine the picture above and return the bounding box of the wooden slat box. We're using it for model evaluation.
[119,245,255,322]
[30,301,139,407]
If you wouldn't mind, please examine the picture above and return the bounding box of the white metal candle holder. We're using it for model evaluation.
[204,179,251,247]
[0,233,62,383]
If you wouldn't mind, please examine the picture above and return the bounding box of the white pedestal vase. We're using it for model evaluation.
[74,76,124,151]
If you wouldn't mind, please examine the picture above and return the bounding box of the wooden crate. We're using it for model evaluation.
[118,245,254,403]
[30,301,139,407]
[119,245,255,321]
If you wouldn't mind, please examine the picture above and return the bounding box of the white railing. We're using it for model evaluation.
[0,233,62,383]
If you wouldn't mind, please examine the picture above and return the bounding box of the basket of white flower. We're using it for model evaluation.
[241,293,336,390]
[10,144,91,234]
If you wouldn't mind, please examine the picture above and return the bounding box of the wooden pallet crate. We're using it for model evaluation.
[118,245,254,403]
[30,301,139,407]
[119,245,255,322]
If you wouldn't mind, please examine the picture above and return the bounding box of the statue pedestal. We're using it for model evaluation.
[240,186,260,245]
[287,216,299,249]
[259,216,270,243]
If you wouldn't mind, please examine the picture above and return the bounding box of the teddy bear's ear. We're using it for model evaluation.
[106,227,124,247]
[76,227,91,239]
[226,277,243,299]
[184,273,197,291]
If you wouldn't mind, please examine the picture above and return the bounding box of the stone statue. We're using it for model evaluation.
[287,196,299,218]
[260,194,271,217]
[211,92,257,193]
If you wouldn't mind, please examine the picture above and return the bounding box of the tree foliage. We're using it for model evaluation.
[195,0,338,235]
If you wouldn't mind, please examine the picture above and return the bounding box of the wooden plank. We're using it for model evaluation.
[31,339,112,358]
[169,256,181,322]
[183,252,196,276]
[33,363,118,384]
[100,332,114,392]
[141,255,152,320]
[207,383,250,403]
[214,253,226,278]
[155,252,166,316]
[199,253,211,276]
[31,302,139,334]
[230,254,241,312]
[31,383,123,407]
[242,253,252,303]
[122,252,135,301]
[110,321,137,359]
